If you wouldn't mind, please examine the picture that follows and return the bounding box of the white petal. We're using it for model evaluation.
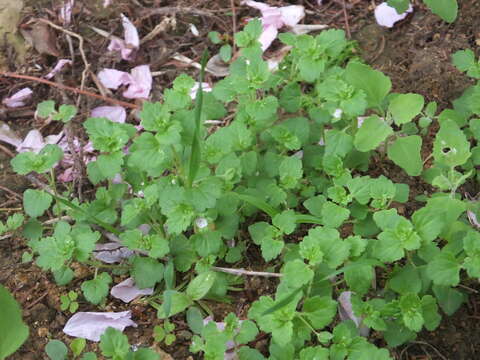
[103,0,111,7]
[2,88,33,108]
[374,2,413,28]
[338,291,370,337]
[110,278,154,303]
[0,122,22,148]
[45,59,72,79]
[63,311,137,341]
[94,242,134,263]
[16,130,45,153]
[123,65,152,99]
[190,82,212,99]
[98,69,132,89]
[279,5,305,27]
[190,24,199,37]
[259,24,278,51]
[91,106,126,123]
[243,0,272,12]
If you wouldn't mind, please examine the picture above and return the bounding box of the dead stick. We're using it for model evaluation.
[0,72,138,109]
[212,266,283,278]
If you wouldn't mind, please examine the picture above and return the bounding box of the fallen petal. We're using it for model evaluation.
[467,210,480,229]
[94,242,134,263]
[98,69,132,90]
[279,5,305,27]
[0,122,22,148]
[110,278,154,303]
[45,59,72,79]
[2,88,33,108]
[258,24,278,51]
[190,82,212,99]
[16,130,45,153]
[291,24,328,35]
[103,0,111,7]
[374,2,413,28]
[63,311,137,341]
[206,54,230,77]
[121,14,140,48]
[123,65,152,99]
[338,291,370,337]
[59,0,74,25]
[91,106,126,123]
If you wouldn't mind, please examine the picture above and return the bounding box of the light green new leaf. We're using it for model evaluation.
[387,135,423,176]
[273,210,297,235]
[433,119,470,167]
[23,189,52,218]
[279,156,303,189]
[424,0,458,23]
[282,259,314,289]
[302,296,337,329]
[345,62,392,108]
[388,93,424,125]
[81,272,112,305]
[426,251,462,286]
[321,201,350,229]
[354,116,393,152]
[0,284,29,360]
[131,256,164,289]
[452,49,480,79]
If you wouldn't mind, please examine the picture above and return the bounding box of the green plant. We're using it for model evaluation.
[153,320,176,345]
[388,0,458,23]
[45,328,159,360]
[0,285,29,360]
[10,22,480,359]
[60,290,80,313]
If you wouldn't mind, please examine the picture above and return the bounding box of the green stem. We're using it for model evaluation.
[296,313,320,337]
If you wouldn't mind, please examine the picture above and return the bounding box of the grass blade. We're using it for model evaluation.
[187,50,209,187]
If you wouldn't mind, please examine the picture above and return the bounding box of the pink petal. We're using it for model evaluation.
[16,130,45,153]
[121,14,139,49]
[58,167,75,182]
[244,0,271,12]
[98,69,132,89]
[2,88,33,108]
[0,122,22,148]
[94,242,134,263]
[278,5,305,27]
[59,0,74,25]
[45,59,72,79]
[110,278,154,303]
[91,106,126,123]
[338,291,370,337]
[63,311,137,341]
[259,24,278,51]
[103,0,111,7]
[122,65,152,99]
[374,2,413,28]
[107,37,133,61]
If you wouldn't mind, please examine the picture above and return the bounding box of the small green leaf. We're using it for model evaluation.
[131,256,164,289]
[23,189,52,218]
[219,44,232,63]
[81,272,112,305]
[387,135,423,176]
[282,259,314,289]
[186,271,216,300]
[345,61,392,108]
[0,284,29,359]
[100,328,129,359]
[187,307,204,334]
[424,0,458,23]
[426,251,462,286]
[387,0,410,13]
[37,100,56,118]
[354,115,393,152]
[389,93,424,125]
[45,340,68,360]
[70,338,86,357]
[433,119,471,167]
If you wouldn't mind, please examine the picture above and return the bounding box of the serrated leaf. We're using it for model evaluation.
[131,256,164,289]
[81,272,112,305]
[23,189,52,218]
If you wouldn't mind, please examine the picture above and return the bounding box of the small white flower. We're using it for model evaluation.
[333,108,343,119]
[195,217,209,229]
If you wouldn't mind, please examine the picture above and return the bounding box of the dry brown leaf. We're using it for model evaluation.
[20,20,60,57]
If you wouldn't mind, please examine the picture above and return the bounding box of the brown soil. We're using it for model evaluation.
[1,0,480,359]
